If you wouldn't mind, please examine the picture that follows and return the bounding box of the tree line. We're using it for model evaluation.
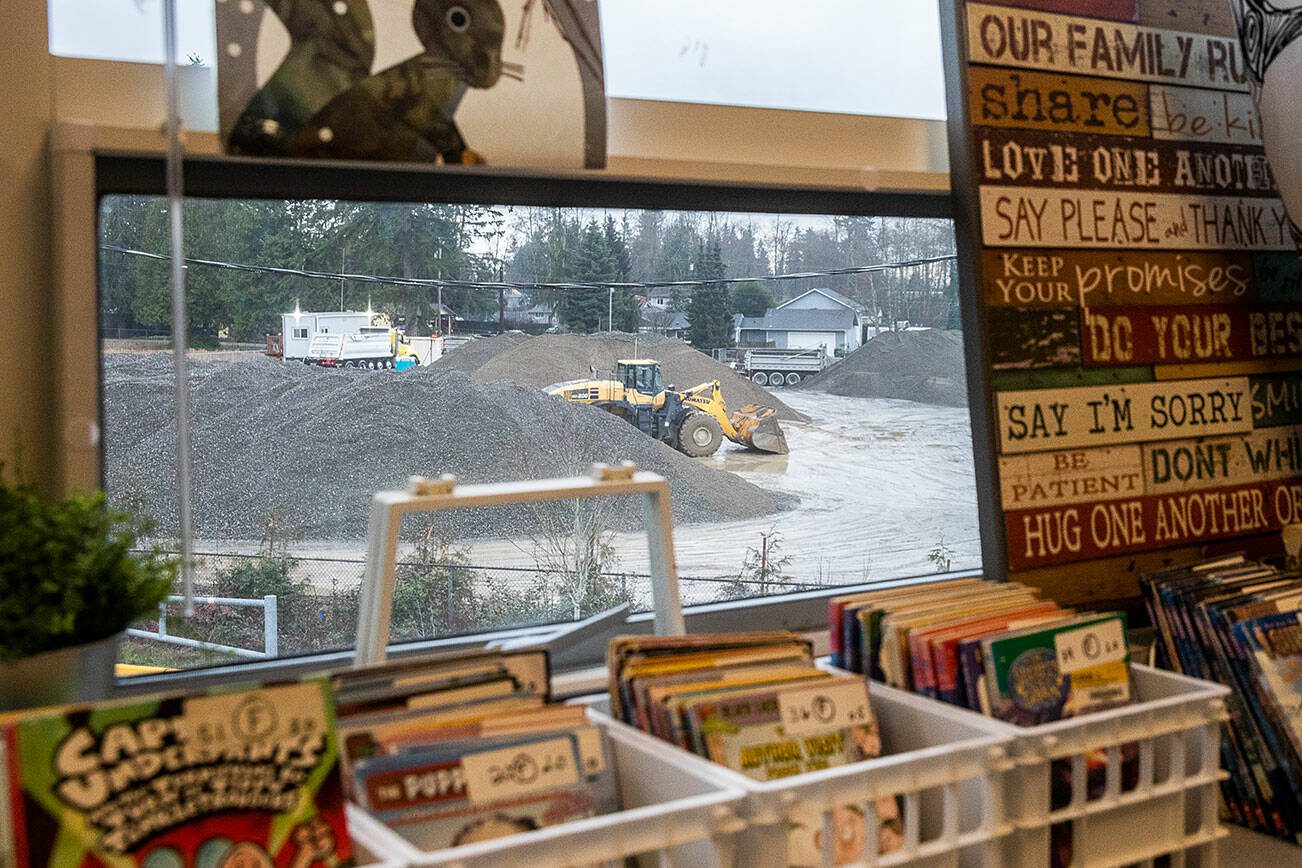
[100,196,959,349]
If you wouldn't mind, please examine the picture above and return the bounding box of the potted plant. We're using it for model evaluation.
[0,470,174,710]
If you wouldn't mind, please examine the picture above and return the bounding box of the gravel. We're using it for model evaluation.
[435,332,807,422]
[103,354,792,542]
[799,330,969,407]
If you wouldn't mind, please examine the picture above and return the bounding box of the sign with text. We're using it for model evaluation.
[997,377,1252,454]
[778,680,872,738]
[1149,85,1262,146]
[974,128,1275,196]
[1251,374,1302,428]
[979,186,1292,250]
[461,737,581,806]
[1005,477,1302,568]
[968,66,1151,137]
[1054,618,1129,674]
[967,3,1250,91]
[1080,304,1302,366]
[1000,444,1144,509]
[944,0,1300,585]
[982,248,1257,307]
[1144,426,1302,495]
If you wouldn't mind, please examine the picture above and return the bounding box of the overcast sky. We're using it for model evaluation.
[47,0,947,121]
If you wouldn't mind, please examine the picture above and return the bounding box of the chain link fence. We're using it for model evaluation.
[122,550,834,670]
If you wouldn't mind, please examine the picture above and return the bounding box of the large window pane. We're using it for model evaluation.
[100,196,976,672]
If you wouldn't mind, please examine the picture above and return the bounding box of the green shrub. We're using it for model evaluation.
[0,473,174,660]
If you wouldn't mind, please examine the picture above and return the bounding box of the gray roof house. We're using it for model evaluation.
[735,288,864,356]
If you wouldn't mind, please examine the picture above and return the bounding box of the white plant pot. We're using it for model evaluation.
[0,633,121,711]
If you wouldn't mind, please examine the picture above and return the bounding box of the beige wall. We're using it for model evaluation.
[0,3,55,486]
[28,41,950,492]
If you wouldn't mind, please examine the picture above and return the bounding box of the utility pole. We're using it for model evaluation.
[608,286,614,334]
[498,265,505,333]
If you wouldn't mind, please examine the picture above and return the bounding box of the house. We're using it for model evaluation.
[734,288,865,357]
[641,307,689,339]
[523,303,557,327]
[641,285,688,312]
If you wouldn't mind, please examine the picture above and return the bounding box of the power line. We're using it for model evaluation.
[99,244,956,293]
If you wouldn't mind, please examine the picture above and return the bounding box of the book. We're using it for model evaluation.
[5,679,353,867]
[982,614,1131,725]
[609,633,903,861]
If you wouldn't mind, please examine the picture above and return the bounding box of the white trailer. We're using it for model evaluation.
[281,311,371,359]
[740,347,827,387]
[305,330,443,370]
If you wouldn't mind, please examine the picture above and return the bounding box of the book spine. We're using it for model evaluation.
[829,601,845,669]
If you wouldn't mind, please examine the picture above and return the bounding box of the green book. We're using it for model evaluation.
[984,613,1131,725]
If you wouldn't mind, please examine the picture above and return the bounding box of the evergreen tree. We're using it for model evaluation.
[555,219,616,332]
[731,281,774,318]
[604,216,641,332]
[686,240,733,351]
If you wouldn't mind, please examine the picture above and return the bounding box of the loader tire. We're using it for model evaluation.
[677,413,723,458]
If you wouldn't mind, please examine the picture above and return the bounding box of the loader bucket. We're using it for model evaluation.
[730,405,789,455]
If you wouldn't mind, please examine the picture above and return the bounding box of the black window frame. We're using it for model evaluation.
[94,151,986,692]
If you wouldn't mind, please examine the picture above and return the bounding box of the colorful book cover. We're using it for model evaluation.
[984,614,1131,726]
[689,678,880,781]
[7,680,352,867]
[354,727,613,852]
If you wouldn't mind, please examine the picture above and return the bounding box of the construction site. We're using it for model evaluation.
[104,329,978,622]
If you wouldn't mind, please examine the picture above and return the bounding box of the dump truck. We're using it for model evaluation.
[545,359,788,457]
[304,328,442,369]
[739,347,827,386]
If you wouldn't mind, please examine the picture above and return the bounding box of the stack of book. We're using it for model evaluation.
[333,648,619,851]
[0,648,624,866]
[1142,555,1302,841]
[607,632,902,864]
[829,581,1134,867]
[829,580,1131,725]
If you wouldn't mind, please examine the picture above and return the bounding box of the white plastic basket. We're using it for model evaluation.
[344,709,747,867]
[589,682,1017,868]
[985,664,1230,868]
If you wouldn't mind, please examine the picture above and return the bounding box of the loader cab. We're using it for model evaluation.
[616,360,664,398]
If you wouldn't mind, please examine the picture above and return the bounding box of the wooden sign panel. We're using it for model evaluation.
[974,128,1276,196]
[966,3,1250,91]
[981,248,1257,307]
[943,0,1301,599]
[997,377,1252,454]
[1000,445,1145,509]
[979,187,1292,250]
[1003,479,1302,569]
[1148,85,1262,145]
[1079,304,1302,366]
[1144,426,1302,495]
[968,66,1151,136]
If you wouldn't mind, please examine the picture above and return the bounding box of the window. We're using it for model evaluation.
[97,175,976,678]
[293,327,308,339]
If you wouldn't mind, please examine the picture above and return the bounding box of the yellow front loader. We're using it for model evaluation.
[545,359,789,458]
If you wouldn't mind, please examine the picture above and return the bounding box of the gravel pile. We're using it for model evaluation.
[436,332,806,422]
[799,330,969,407]
[103,354,790,542]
